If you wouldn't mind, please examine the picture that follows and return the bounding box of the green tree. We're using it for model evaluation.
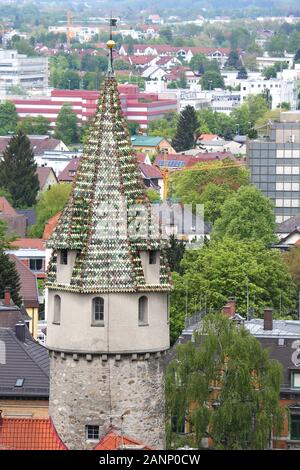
[172,160,249,204]
[178,72,188,89]
[0,131,39,208]
[165,235,186,274]
[237,66,248,80]
[171,238,296,329]
[225,50,240,69]
[58,70,80,89]
[267,35,287,57]
[0,186,13,205]
[198,183,235,225]
[0,250,22,306]
[148,112,178,140]
[0,101,18,135]
[125,120,140,136]
[200,70,224,90]
[172,106,199,152]
[189,53,207,72]
[114,59,132,70]
[213,185,276,245]
[29,183,72,238]
[55,104,79,145]
[159,27,173,43]
[166,313,283,449]
[17,116,50,135]
[263,66,277,80]
[146,188,160,202]
[283,246,300,288]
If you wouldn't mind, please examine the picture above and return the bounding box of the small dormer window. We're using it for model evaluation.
[149,251,157,265]
[60,250,68,265]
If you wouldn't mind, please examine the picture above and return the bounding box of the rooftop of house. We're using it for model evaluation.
[131,135,166,147]
[277,214,300,234]
[0,136,64,156]
[0,197,18,217]
[139,162,162,179]
[43,212,62,241]
[9,255,39,308]
[36,166,57,189]
[10,238,46,251]
[0,418,66,450]
[0,321,49,398]
[94,428,153,450]
[244,319,300,338]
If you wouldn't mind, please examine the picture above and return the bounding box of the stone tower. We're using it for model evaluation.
[46,38,171,450]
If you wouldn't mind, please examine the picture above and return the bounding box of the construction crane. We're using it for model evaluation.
[162,160,243,201]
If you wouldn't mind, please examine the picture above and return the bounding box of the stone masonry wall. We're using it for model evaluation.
[49,352,166,450]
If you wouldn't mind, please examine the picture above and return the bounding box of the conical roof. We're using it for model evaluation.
[46,75,171,293]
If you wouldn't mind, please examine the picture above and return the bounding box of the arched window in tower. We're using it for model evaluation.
[138,296,149,326]
[92,297,104,325]
[53,295,61,324]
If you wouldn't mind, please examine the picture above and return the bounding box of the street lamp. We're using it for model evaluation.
[68,79,71,90]
[208,79,213,92]
[236,123,240,135]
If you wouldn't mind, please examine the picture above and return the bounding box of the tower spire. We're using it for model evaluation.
[106,17,117,78]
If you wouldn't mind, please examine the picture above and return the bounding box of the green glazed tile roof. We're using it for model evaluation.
[46,76,171,294]
[130,135,165,147]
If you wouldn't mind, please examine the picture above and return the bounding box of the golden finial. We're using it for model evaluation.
[107,39,116,49]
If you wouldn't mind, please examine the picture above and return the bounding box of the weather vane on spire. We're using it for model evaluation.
[106,16,118,77]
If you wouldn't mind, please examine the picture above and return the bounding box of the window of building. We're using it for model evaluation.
[29,258,43,271]
[85,425,100,441]
[92,297,104,324]
[0,340,5,365]
[15,378,24,387]
[149,251,157,265]
[292,372,300,388]
[291,415,300,440]
[53,295,61,324]
[138,296,148,325]
[60,250,68,265]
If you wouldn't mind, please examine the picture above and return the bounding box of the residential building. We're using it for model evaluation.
[9,255,40,339]
[247,111,300,222]
[0,296,49,419]
[276,213,300,240]
[256,54,294,71]
[7,238,46,280]
[36,166,58,194]
[13,86,177,130]
[131,135,175,154]
[240,78,297,109]
[45,42,171,450]
[0,135,68,159]
[0,49,49,95]
[0,197,27,237]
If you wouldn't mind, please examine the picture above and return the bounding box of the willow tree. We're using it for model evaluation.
[166,313,284,450]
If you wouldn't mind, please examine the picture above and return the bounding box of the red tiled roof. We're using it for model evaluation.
[11,238,46,250]
[43,212,62,240]
[9,255,39,308]
[94,428,153,450]
[0,197,17,216]
[200,134,219,141]
[139,162,162,179]
[0,418,67,450]
[128,55,155,65]
[36,167,53,189]
[136,153,148,163]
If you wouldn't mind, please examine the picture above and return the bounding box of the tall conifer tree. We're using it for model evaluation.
[172,105,199,152]
[0,131,39,207]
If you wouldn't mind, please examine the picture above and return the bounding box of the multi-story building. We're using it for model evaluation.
[240,78,297,109]
[247,111,300,223]
[0,49,49,95]
[13,85,177,130]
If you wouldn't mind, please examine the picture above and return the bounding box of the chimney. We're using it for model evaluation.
[4,289,11,307]
[223,298,236,318]
[263,309,273,331]
[15,321,26,342]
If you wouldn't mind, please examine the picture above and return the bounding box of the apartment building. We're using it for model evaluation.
[247,111,300,222]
